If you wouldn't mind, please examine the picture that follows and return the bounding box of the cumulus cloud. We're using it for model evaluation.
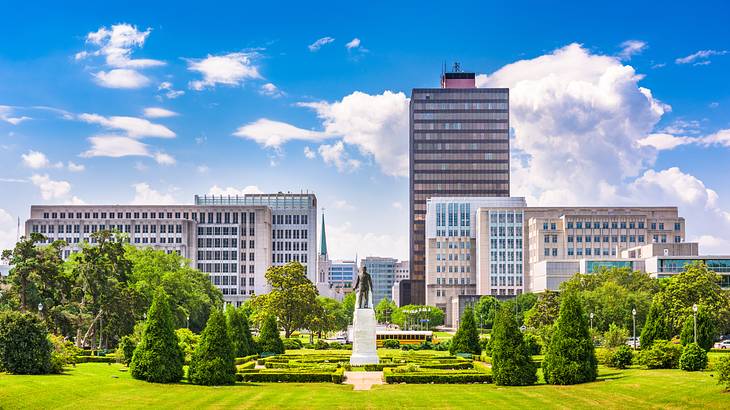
[259,83,284,98]
[0,105,31,125]
[30,174,71,200]
[143,107,178,118]
[675,49,728,65]
[303,146,316,159]
[318,141,361,172]
[207,185,263,196]
[233,118,329,147]
[81,135,152,158]
[153,152,176,165]
[637,133,697,150]
[701,129,730,147]
[309,37,335,52]
[618,40,647,60]
[158,82,184,99]
[21,150,51,169]
[67,162,85,172]
[186,52,261,90]
[93,69,150,89]
[345,38,361,50]
[79,113,175,138]
[130,182,177,205]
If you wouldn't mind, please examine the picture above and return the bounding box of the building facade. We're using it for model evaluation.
[362,256,397,306]
[409,69,510,305]
[391,260,410,305]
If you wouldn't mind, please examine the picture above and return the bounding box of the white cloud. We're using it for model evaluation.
[153,152,176,165]
[21,150,51,169]
[158,82,184,99]
[233,118,330,147]
[93,69,150,89]
[80,23,164,68]
[67,162,85,172]
[303,146,316,159]
[309,37,335,51]
[701,129,730,147]
[186,52,261,90]
[79,113,175,138]
[30,174,71,200]
[675,49,728,65]
[207,185,263,196]
[345,38,361,50]
[618,40,647,60]
[332,199,355,210]
[0,105,31,125]
[143,107,179,118]
[130,183,177,205]
[392,201,403,210]
[259,83,284,98]
[318,141,361,172]
[0,208,17,251]
[326,221,407,261]
[661,119,701,135]
[64,196,86,205]
[637,133,696,150]
[81,135,152,158]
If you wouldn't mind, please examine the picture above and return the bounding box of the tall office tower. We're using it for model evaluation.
[362,256,397,306]
[408,66,510,304]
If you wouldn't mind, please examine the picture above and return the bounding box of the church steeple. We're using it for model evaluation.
[320,213,328,257]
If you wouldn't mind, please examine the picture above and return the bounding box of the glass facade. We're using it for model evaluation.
[409,76,510,304]
[488,209,524,295]
[585,260,633,272]
[363,257,397,306]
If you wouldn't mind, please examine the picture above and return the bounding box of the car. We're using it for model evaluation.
[626,337,641,348]
[714,340,730,349]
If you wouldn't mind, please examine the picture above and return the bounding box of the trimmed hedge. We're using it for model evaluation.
[240,368,344,383]
[236,361,256,371]
[383,368,492,384]
[234,354,259,365]
[76,356,116,364]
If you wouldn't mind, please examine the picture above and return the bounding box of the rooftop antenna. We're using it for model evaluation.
[452,61,462,73]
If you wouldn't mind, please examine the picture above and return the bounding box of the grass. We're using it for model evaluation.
[1,363,729,409]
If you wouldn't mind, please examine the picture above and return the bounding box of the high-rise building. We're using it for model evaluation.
[362,256,397,306]
[409,66,510,304]
[391,260,410,306]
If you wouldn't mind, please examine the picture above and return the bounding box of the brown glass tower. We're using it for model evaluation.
[408,69,510,305]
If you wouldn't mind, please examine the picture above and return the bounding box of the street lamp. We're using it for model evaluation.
[692,304,698,344]
[186,315,190,329]
[38,302,43,312]
[632,308,637,350]
[590,312,594,332]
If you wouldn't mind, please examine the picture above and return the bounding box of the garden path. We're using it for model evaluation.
[343,371,384,391]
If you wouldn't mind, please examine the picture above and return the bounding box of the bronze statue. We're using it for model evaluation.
[353,266,373,309]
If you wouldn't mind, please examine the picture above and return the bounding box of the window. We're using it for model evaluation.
[674,223,681,231]
[567,222,574,229]
[659,223,664,230]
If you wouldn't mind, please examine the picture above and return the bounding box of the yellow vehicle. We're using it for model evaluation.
[375,331,438,347]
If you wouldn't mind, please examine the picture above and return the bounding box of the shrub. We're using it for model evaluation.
[117,335,137,365]
[188,309,237,385]
[175,328,199,364]
[0,311,53,374]
[450,306,481,355]
[241,369,343,383]
[49,334,81,373]
[679,307,715,351]
[227,306,256,357]
[236,361,256,371]
[490,306,537,386]
[383,339,400,349]
[383,368,492,384]
[543,292,597,385]
[522,333,542,355]
[607,345,633,369]
[76,356,115,364]
[637,340,682,369]
[679,342,708,371]
[314,339,329,350]
[603,324,629,349]
[640,298,671,349]
[283,338,303,350]
[257,315,284,355]
[130,289,184,383]
[717,356,730,390]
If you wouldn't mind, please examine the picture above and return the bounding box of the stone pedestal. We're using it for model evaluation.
[350,308,379,365]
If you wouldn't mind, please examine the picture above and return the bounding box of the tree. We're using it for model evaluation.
[252,262,319,337]
[543,292,597,385]
[375,297,397,324]
[0,311,53,374]
[450,306,481,355]
[680,305,715,350]
[679,342,708,371]
[391,305,444,329]
[525,290,560,329]
[175,328,200,363]
[309,296,347,339]
[341,292,356,324]
[490,305,537,386]
[513,292,538,326]
[640,297,671,348]
[603,323,629,349]
[474,296,500,330]
[257,314,284,354]
[226,305,254,357]
[130,289,184,383]
[188,309,236,385]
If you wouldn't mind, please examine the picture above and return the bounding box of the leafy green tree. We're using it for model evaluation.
[679,306,715,350]
[257,314,284,354]
[543,292,597,385]
[226,305,253,357]
[450,306,481,355]
[188,309,236,385]
[679,342,708,371]
[251,262,319,337]
[130,289,184,383]
[513,293,538,326]
[640,297,671,348]
[474,296,500,330]
[375,297,397,324]
[391,305,444,329]
[603,323,629,349]
[525,290,560,329]
[341,292,356,324]
[309,296,347,338]
[717,356,730,390]
[175,328,200,363]
[0,311,53,374]
[490,305,537,386]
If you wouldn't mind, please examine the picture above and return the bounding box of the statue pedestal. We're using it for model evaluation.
[350,308,379,365]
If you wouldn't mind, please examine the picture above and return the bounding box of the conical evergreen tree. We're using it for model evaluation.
[226,305,249,357]
[543,292,598,385]
[188,309,236,385]
[640,298,671,349]
[257,314,284,354]
[491,305,537,386]
[450,306,481,355]
[130,289,184,383]
[680,306,715,351]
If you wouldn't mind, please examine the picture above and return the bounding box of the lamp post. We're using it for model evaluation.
[590,312,594,332]
[692,304,698,344]
[38,303,43,320]
[186,315,190,329]
[632,308,637,350]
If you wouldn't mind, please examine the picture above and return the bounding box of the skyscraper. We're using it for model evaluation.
[408,66,510,304]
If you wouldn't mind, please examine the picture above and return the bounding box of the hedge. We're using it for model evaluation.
[240,368,344,383]
[383,368,492,384]
[234,355,259,365]
[362,362,473,371]
[76,356,116,364]
[236,361,256,371]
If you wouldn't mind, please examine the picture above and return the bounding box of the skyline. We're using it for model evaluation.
[2,1,730,261]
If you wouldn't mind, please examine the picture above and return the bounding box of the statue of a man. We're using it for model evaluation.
[353,266,374,309]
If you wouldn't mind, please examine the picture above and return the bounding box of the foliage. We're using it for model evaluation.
[522,332,542,355]
[241,368,345,383]
[450,306,481,355]
[637,340,682,369]
[717,356,730,390]
[129,289,184,383]
[49,334,82,372]
[258,314,285,354]
[175,328,199,363]
[607,345,633,369]
[490,305,537,386]
[640,298,672,349]
[679,306,715,351]
[383,339,401,349]
[116,335,136,365]
[226,305,256,357]
[341,292,355,325]
[679,342,708,371]
[188,309,236,385]
[308,296,348,338]
[392,305,444,329]
[314,339,329,350]
[512,293,538,326]
[0,311,53,374]
[543,292,597,385]
[524,290,560,330]
[251,262,319,337]
[382,367,493,384]
[474,296,500,329]
[375,297,398,324]
[603,323,629,349]
[283,338,303,350]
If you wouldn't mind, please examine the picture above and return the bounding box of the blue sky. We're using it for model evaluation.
[1,0,730,259]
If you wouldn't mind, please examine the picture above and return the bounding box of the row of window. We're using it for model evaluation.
[413,112,508,120]
[435,277,472,285]
[435,265,472,273]
[273,241,308,251]
[196,250,257,262]
[414,152,509,161]
[435,229,471,237]
[435,253,471,261]
[489,212,524,224]
[490,239,524,250]
[489,276,524,287]
[489,250,524,262]
[198,263,255,275]
[273,229,309,239]
[272,253,309,263]
[412,102,508,110]
[563,221,681,230]
[40,210,258,225]
[273,214,308,225]
[490,264,524,275]
[490,226,523,237]
[32,224,183,234]
[435,241,472,249]
[564,235,646,243]
[413,122,509,131]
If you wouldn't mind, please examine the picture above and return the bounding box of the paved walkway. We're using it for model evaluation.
[343,371,384,391]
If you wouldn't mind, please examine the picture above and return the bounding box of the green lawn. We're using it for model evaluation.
[1,363,729,409]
